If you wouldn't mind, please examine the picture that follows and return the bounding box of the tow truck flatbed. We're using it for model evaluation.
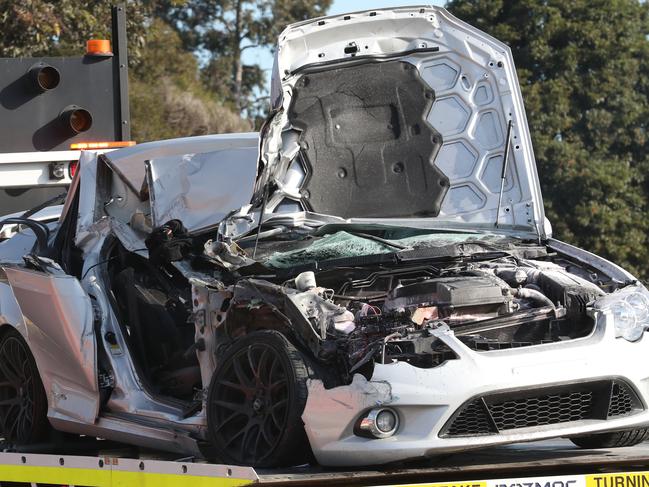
[2,440,649,486]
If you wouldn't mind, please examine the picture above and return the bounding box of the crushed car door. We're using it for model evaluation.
[2,266,98,424]
[145,146,259,234]
[1,173,98,424]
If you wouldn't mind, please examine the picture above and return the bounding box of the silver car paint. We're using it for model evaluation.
[259,5,545,238]
[302,308,649,466]
[0,5,645,466]
[104,132,259,196]
[0,205,63,240]
[64,140,257,450]
[2,266,99,424]
[145,146,258,233]
[0,134,261,453]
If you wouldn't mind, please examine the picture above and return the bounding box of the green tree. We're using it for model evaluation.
[163,0,332,115]
[0,0,149,63]
[130,19,249,141]
[447,0,649,278]
[0,1,248,141]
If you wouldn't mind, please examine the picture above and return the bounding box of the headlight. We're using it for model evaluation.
[595,285,649,341]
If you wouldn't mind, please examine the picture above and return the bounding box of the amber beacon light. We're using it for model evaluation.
[86,39,113,57]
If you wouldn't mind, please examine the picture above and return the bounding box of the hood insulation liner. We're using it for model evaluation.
[288,60,449,219]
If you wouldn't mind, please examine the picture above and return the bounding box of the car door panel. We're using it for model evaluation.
[2,266,99,423]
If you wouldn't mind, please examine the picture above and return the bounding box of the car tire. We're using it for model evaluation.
[206,330,310,467]
[0,328,49,444]
[570,429,649,449]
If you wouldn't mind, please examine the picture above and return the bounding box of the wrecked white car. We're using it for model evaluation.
[1,6,649,468]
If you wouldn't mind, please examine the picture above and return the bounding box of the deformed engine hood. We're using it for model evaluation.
[258,5,547,238]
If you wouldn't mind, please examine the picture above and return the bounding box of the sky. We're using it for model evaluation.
[329,0,444,15]
[243,0,446,99]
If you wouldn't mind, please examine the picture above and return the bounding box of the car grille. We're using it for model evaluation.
[445,398,497,436]
[608,381,637,417]
[441,380,643,438]
[489,389,594,430]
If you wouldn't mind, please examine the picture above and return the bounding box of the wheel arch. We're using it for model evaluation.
[0,272,28,336]
[0,275,54,415]
[0,326,51,443]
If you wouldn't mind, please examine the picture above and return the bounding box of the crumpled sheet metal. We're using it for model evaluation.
[302,374,393,440]
[3,266,99,423]
[104,132,259,196]
[75,150,103,251]
[286,289,348,339]
[146,148,258,234]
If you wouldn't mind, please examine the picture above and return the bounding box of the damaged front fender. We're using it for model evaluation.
[302,374,393,444]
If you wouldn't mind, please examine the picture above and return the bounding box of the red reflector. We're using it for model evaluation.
[68,161,79,178]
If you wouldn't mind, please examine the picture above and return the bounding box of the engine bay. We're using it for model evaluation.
[276,255,604,384]
[103,220,612,398]
[170,227,610,389]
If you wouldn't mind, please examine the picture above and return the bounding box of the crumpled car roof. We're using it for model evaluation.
[104,132,259,196]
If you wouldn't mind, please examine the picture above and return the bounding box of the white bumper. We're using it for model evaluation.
[302,313,649,466]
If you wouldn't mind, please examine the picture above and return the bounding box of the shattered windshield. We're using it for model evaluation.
[258,230,511,269]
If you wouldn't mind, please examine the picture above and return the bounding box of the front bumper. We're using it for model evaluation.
[302,313,649,466]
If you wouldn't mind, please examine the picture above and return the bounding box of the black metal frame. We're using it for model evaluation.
[111,4,130,141]
[0,3,130,153]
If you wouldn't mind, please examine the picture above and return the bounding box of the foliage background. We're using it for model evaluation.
[447,0,649,279]
[0,0,648,278]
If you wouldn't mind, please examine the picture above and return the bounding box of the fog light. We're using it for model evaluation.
[358,408,399,438]
[376,409,397,433]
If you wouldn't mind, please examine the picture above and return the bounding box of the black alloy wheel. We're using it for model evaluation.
[0,329,48,444]
[206,330,310,467]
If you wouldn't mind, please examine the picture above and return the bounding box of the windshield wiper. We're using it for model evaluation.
[275,245,511,277]
[344,230,409,250]
[396,245,510,263]
[237,226,289,243]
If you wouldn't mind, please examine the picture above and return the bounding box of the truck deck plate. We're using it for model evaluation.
[254,440,649,486]
[1,440,649,486]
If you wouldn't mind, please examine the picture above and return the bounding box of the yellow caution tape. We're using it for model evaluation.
[5,461,649,487]
[388,482,488,487]
[377,472,649,487]
[0,464,253,486]
[586,472,649,487]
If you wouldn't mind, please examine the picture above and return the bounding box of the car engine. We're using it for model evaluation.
[254,256,607,384]
[151,226,612,389]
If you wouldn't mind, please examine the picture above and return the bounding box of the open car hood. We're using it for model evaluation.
[258,5,546,238]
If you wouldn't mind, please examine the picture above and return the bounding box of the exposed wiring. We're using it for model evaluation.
[80,248,148,281]
[81,257,117,280]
